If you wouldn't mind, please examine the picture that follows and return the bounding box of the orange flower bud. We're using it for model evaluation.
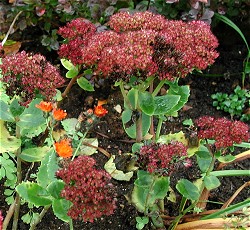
[53,109,67,121]
[54,139,73,158]
[94,105,108,118]
[35,101,53,112]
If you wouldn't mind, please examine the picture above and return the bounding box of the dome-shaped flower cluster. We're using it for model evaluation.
[196,116,250,149]
[58,11,219,81]
[56,156,117,222]
[139,142,188,175]
[0,51,65,105]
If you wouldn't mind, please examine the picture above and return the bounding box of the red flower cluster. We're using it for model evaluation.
[56,156,116,222]
[196,116,250,149]
[108,11,167,32]
[0,51,65,106]
[58,18,96,65]
[58,11,219,81]
[139,142,188,175]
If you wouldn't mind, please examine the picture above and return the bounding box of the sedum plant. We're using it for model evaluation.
[129,116,250,229]
[0,51,65,106]
[57,11,219,143]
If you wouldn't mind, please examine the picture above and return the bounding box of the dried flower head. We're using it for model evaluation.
[0,51,65,106]
[56,156,116,222]
[139,142,188,175]
[53,109,67,121]
[54,139,73,158]
[196,116,249,149]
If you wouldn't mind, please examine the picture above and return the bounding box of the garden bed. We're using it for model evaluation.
[0,8,250,230]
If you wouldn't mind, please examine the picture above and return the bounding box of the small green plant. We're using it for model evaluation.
[211,86,250,121]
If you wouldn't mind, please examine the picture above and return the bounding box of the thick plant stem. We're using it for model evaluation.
[136,112,143,143]
[155,117,163,141]
[2,199,17,230]
[61,76,78,99]
[29,205,51,230]
[119,81,133,110]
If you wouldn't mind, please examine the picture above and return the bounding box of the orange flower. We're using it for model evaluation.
[53,109,67,120]
[54,139,73,158]
[94,105,108,118]
[36,101,53,112]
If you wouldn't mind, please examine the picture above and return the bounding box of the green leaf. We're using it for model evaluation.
[60,59,75,70]
[217,154,235,163]
[126,88,138,110]
[136,216,149,230]
[61,118,78,135]
[204,175,221,190]
[153,95,180,115]
[9,99,25,117]
[166,84,190,115]
[66,68,79,78]
[176,179,200,200]
[196,150,212,173]
[0,100,15,122]
[0,120,21,153]
[19,146,51,162]
[122,109,151,139]
[52,199,72,223]
[182,119,193,127]
[17,99,46,129]
[104,155,134,181]
[208,170,250,177]
[138,91,155,116]
[47,180,65,199]
[202,198,250,220]
[21,212,32,224]
[79,138,98,156]
[37,149,58,188]
[132,170,169,212]
[16,182,52,206]
[77,77,94,91]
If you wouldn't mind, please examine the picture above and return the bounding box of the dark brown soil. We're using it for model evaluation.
[1,21,250,230]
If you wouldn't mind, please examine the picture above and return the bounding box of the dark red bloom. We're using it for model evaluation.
[0,51,65,106]
[139,142,188,175]
[56,156,116,222]
[196,116,249,149]
[58,11,219,81]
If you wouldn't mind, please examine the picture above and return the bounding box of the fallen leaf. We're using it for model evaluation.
[3,41,21,55]
[182,105,193,111]
[97,99,107,106]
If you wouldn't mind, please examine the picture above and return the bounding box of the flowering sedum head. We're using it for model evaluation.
[58,11,219,81]
[139,142,188,175]
[56,156,117,222]
[0,51,65,106]
[196,116,250,149]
